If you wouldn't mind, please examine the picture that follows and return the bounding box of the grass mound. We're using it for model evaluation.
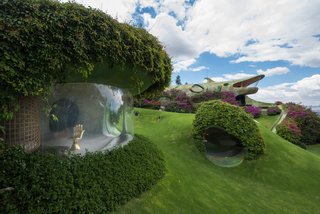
[0,135,165,213]
[119,108,320,213]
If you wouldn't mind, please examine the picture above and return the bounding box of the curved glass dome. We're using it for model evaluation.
[40,83,133,154]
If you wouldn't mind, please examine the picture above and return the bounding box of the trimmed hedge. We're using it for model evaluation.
[0,135,165,213]
[0,0,172,121]
[192,100,265,159]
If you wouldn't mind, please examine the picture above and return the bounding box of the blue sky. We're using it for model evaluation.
[61,0,320,106]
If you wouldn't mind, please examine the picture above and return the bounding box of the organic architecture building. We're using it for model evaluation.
[173,74,265,105]
[1,0,172,154]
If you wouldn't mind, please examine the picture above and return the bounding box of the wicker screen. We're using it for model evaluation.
[2,96,41,153]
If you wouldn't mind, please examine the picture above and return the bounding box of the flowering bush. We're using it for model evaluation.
[277,118,302,146]
[267,106,281,116]
[162,90,194,113]
[163,100,194,113]
[190,91,218,103]
[287,103,309,119]
[220,91,239,106]
[285,103,320,145]
[140,99,161,110]
[191,91,239,106]
[136,89,238,113]
[244,105,262,118]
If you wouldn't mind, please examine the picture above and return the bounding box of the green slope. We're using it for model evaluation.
[307,144,320,156]
[118,108,320,213]
[256,114,281,130]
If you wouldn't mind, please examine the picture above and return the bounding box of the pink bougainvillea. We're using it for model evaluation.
[243,105,262,118]
[277,118,302,145]
[136,89,240,113]
[287,103,308,119]
[267,106,281,115]
[283,103,320,145]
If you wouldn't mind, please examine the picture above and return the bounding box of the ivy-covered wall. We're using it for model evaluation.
[0,0,172,121]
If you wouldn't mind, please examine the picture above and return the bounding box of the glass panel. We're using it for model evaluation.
[40,83,133,155]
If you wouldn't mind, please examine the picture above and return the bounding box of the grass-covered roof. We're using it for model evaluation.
[0,0,172,120]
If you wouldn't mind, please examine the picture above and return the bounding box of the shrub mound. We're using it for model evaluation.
[192,100,265,159]
[0,135,165,213]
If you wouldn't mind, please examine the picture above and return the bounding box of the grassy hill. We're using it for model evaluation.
[308,144,320,156]
[118,108,320,213]
[256,114,281,130]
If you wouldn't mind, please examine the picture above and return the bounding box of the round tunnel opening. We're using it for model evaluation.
[204,126,245,167]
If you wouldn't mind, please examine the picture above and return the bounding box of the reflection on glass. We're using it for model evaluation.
[40,83,133,155]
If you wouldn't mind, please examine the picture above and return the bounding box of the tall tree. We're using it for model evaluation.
[175,75,182,85]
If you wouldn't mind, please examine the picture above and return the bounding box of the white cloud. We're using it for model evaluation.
[159,0,188,21]
[223,73,255,80]
[146,13,200,72]
[173,58,196,72]
[139,0,320,71]
[250,74,320,106]
[60,0,137,22]
[145,0,320,70]
[206,66,290,84]
[190,66,209,72]
[138,0,159,10]
[139,0,190,21]
[60,0,320,72]
[207,77,228,82]
[207,72,254,82]
[256,67,290,77]
[148,14,198,59]
[185,0,320,67]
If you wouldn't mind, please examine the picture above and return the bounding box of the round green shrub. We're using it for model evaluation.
[0,0,172,121]
[0,135,165,213]
[192,100,265,159]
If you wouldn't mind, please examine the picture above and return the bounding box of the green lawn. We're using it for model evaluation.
[256,114,281,130]
[117,108,320,213]
[307,144,320,156]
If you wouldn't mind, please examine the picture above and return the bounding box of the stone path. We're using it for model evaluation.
[271,105,287,133]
